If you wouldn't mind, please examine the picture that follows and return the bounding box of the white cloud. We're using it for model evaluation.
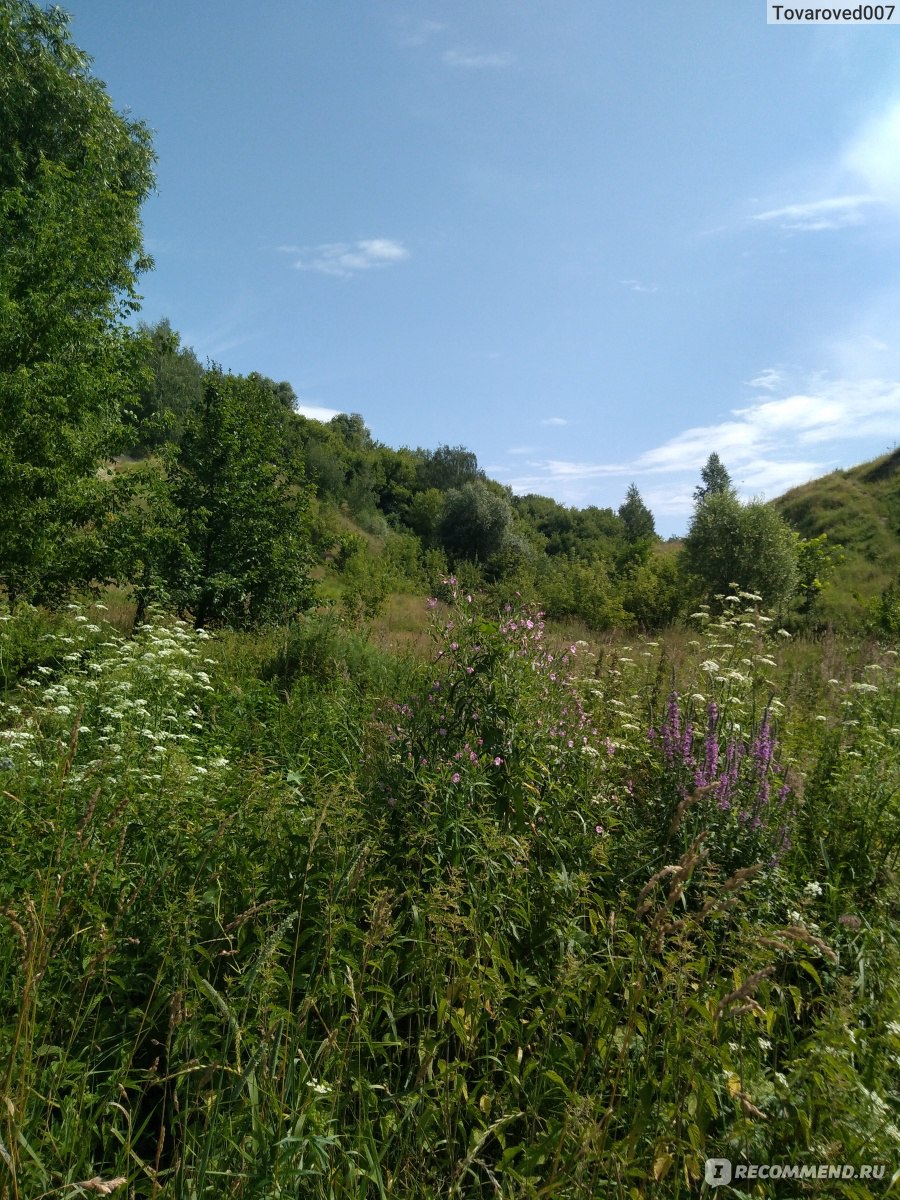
[280,239,409,278]
[752,194,878,232]
[621,278,659,294]
[746,368,783,391]
[504,377,900,515]
[295,403,341,422]
[442,49,515,69]
[751,99,900,233]
[394,18,445,47]
[540,416,568,426]
[843,102,900,205]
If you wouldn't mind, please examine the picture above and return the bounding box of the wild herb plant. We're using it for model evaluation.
[0,596,898,1198]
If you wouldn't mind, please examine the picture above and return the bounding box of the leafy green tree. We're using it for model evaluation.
[694,453,735,502]
[681,492,798,607]
[618,483,656,543]
[128,319,205,452]
[0,0,155,602]
[439,479,514,563]
[164,372,314,628]
[329,412,372,452]
[794,532,842,619]
[538,558,627,630]
[403,488,446,546]
[418,444,482,492]
[621,553,683,629]
[248,372,298,412]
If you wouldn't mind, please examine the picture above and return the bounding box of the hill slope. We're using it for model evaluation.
[773,448,900,625]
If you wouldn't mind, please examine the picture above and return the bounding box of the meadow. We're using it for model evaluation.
[1,587,898,1198]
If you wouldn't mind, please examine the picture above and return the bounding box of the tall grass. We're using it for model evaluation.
[1,595,898,1197]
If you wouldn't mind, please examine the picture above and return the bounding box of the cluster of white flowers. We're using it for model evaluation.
[0,606,229,789]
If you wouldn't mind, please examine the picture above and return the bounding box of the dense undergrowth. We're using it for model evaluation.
[1,593,898,1198]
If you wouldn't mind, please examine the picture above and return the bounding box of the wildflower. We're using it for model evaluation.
[426,597,437,610]
[451,772,461,783]
[493,756,504,766]
[803,880,823,897]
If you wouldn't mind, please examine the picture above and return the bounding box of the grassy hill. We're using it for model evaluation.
[772,447,900,626]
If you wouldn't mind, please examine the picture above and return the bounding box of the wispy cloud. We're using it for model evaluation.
[621,278,658,294]
[753,194,878,232]
[540,416,568,427]
[504,377,900,514]
[295,403,341,422]
[746,368,783,391]
[843,101,900,205]
[279,239,409,278]
[751,99,900,234]
[393,17,446,47]
[442,48,515,69]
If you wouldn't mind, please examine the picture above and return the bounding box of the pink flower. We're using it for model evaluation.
[426,597,438,610]
[493,756,504,766]
[451,772,461,784]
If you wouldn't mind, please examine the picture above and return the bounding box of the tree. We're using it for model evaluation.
[681,492,798,608]
[0,0,155,602]
[418,444,482,492]
[329,412,372,452]
[694,453,735,503]
[164,372,314,629]
[128,319,205,453]
[794,533,841,619]
[439,480,515,563]
[618,483,656,543]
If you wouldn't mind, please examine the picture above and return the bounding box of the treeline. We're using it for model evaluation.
[0,0,864,634]
[82,318,836,633]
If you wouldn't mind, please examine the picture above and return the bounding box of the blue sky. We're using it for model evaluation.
[68,1,900,534]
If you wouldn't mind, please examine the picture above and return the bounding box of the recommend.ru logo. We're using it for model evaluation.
[704,1158,887,1185]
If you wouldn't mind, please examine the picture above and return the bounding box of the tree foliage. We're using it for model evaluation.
[128,318,204,452]
[618,483,656,543]
[0,0,155,601]
[439,479,515,563]
[682,491,798,607]
[164,372,314,628]
[694,452,735,502]
[418,444,482,492]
